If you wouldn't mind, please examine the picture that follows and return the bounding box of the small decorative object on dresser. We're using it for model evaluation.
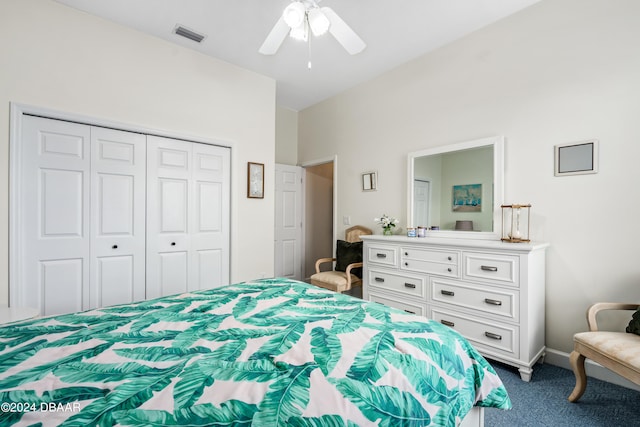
[374,214,398,235]
[501,204,531,243]
[361,234,548,381]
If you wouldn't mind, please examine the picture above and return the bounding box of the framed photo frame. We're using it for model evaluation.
[554,139,599,176]
[247,162,264,198]
[361,171,378,191]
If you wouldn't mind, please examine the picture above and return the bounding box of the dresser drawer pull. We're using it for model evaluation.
[485,332,503,340]
[447,268,452,272]
[404,283,416,289]
[481,265,498,272]
[440,290,455,296]
[376,253,387,258]
[484,298,503,306]
[404,309,416,314]
[447,256,452,261]
[374,277,385,283]
[441,320,455,327]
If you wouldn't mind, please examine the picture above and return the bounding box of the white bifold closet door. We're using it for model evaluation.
[145,136,230,299]
[20,116,146,315]
[18,116,230,316]
[90,127,147,308]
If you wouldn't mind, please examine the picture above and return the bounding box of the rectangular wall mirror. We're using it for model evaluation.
[407,136,504,240]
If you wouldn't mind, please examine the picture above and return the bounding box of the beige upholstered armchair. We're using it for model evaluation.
[568,302,640,402]
[310,225,372,293]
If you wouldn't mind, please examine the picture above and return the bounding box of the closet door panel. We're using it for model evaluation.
[41,259,84,315]
[21,116,91,315]
[97,256,134,308]
[146,136,191,299]
[41,169,84,237]
[91,127,146,308]
[197,249,223,289]
[190,143,230,290]
[159,178,189,232]
[147,137,230,297]
[160,252,189,296]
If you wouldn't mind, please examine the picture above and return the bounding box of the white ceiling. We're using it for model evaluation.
[53,0,540,111]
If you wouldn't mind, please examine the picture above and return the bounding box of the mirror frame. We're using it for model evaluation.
[407,135,505,240]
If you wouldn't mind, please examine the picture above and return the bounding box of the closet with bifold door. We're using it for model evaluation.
[16,115,230,316]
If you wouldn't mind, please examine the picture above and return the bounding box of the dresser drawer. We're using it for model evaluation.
[401,248,459,278]
[463,252,519,286]
[366,245,398,267]
[431,308,519,358]
[368,270,426,299]
[369,293,427,317]
[401,259,458,278]
[401,247,458,264]
[430,278,519,321]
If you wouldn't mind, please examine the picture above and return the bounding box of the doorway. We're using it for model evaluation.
[303,160,335,281]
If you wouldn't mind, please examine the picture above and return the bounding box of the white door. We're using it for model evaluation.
[190,142,230,290]
[146,136,230,298]
[20,116,91,316]
[274,164,303,280]
[90,127,146,308]
[414,179,430,227]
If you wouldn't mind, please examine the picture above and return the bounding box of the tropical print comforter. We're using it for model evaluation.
[0,278,511,426]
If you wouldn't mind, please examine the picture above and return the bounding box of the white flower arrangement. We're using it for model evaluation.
[375,214,399,234]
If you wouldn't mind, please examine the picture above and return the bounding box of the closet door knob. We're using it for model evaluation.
[112,245,118,249]
[171,242,176,246]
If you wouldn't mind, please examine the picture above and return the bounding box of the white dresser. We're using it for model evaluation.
[362,235,548,381]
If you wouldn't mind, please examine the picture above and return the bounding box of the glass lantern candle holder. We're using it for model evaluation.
[501,204,531,243]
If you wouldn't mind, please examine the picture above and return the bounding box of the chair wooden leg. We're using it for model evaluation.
[568,350,587,402]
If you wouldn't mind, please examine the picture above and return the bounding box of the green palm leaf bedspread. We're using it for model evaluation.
[0,278,511,426]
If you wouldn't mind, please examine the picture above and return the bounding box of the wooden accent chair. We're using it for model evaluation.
[568,302,640,402]
[310,225,372,293]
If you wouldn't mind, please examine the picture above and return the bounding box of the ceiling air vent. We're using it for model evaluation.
[173,25,206,43]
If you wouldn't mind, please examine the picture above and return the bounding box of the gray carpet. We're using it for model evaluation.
[485,362,640,426]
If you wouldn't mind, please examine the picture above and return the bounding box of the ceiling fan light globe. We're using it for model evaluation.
[283,2,306,28]
[308,8,330,36]
[289,22,308,41]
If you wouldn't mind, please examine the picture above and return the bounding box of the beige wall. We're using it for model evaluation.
[276,106,298,166]
[0,0,276,305]
[299,0,640,355]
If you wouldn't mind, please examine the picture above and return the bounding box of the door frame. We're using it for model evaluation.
[9,102,233,307]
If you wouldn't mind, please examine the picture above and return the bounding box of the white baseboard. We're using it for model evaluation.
[544,348,640,391]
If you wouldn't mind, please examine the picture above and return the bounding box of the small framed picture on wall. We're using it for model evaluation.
[554,140,599,176]
[247,162,264,198]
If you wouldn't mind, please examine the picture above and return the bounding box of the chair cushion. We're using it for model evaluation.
[574,331,640,375]
[626,308,640,335]
[335,240,363,278]
[310,271,361,293]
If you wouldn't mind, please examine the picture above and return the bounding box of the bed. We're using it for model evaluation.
[0,278,511,426]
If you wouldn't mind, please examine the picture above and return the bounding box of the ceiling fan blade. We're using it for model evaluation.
[321,7,366,55]
[259,16,290,55]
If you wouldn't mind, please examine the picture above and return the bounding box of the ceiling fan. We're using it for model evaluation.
[259,0,366,56]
